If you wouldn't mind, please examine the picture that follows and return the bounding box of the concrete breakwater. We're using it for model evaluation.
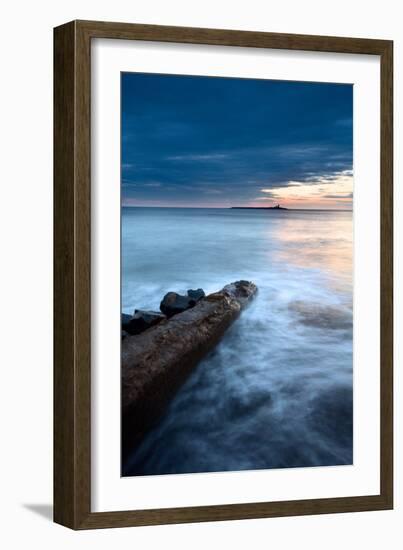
[121,280,257,459]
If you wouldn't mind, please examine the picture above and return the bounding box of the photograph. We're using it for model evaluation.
[51,15,393,530]
[120,72,354,477]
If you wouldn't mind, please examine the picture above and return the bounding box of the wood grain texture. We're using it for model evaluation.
[75,19,391,54]
[54,21,91,529]
[379,41,393,507]
[54,20,393,530]
[54,21,76,528]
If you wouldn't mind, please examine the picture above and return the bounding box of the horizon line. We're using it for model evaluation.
[122,205,352,212]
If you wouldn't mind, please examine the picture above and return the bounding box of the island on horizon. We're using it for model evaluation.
[231,204,289,210]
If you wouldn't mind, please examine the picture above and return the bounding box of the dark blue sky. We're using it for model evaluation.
[121,73,353,208]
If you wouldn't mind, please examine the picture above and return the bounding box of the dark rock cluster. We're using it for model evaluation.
[122,288,206,337]
[160,288,205,317]
[122,310,166,336]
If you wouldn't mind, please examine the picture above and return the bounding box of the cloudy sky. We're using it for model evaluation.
[121,73,353,209]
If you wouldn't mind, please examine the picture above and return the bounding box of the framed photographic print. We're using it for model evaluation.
[54,20,393,529]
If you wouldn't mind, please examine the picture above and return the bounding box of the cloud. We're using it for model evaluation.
[260,170,353,207]
[323,192,353,199]
[201,189,223,195]
[121,73,353,207]
[166,153,230,161]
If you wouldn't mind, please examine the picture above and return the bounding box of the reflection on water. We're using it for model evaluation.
[122,207,353,476]
[273,213,353,294]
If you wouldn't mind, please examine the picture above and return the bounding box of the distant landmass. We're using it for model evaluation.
[231,204,289,210]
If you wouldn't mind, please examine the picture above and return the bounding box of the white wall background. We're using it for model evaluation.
[0,0,400,547]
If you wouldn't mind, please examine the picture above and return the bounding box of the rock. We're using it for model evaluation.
[288,301,352,330]
[187,288,205,304]
[124,310,166,335]
[122,330,129,340]
[122,280,257,457]
[222,280,256,301]
[122,313,133,332]
[160,292,195,317]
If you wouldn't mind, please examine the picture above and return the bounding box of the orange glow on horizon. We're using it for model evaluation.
[255,171,353,210]
[122,171,353,210]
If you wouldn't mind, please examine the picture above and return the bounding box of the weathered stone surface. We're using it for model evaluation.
[222,280,257,306]
[122,330,129,340]
[122,280,257,456]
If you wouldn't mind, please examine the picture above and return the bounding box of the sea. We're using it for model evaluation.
[121,207,353,476]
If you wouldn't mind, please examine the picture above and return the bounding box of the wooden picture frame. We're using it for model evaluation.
[54,20,393,529]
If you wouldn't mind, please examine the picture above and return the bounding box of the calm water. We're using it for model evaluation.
[122,207,353,476]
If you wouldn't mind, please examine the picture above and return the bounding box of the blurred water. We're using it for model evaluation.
[122,207,353,476]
